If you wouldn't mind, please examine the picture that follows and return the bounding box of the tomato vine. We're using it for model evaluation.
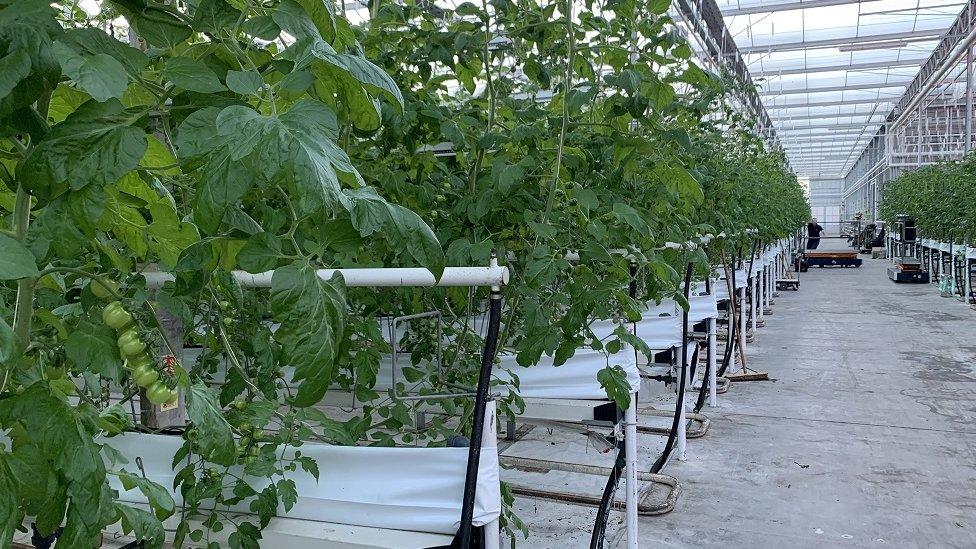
[879,155,976,243]
[0,0,808,547]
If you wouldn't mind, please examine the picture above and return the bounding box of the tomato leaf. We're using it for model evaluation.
[99,187,149,258]
[341,187,445,278]
[0,316,18,366]
[213,100,361,214]
[21,99,147,199]
[0,384,112,545]
[148,201,200,267]
[0,454,20,546]
[65,319,123,381]
[162,57,227,93]
[0,233,38,280]
[116,503,166,549]
[52,42,128,102]
[226,70,264,96]
[118,471,176,520]
[185,382,237,466]
[238,232,283,273]
[597,365,631,409]
[270,263,346,406]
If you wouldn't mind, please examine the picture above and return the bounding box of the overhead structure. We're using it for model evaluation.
[715,0,967,178]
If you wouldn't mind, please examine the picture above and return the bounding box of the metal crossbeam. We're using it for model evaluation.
[788,152,862,158]
[785,143,869,150]
[761,80,912,96]
[722,0,878,16]
[776,122,886,131]
[750,57,927,77]
[893,1,976,117]
[765,98,898,109]
[769,111,884,122]
[739,29,944,54]
[672,0,780,142]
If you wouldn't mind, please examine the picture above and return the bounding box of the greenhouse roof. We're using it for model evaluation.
[716,0,966,178]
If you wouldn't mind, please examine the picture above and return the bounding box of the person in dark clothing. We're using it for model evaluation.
[807,218,825,249]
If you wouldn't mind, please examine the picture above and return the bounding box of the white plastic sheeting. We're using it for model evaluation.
[105,403,501,536]
[496,320,640,399]
[688,284,718,323]
[633,300,682,351]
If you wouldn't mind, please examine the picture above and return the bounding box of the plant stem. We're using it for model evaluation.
[12,185,34,349]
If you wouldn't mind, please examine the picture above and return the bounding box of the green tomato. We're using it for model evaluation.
[102,302,132,330]
[126,353,153,372]
[131,363,159,388]
[146,381,174,405]
[90,279,120,300]
[222,317,234,327]
[218,300,231,311]
[117,329,147,357]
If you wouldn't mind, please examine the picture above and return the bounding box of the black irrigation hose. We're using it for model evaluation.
[690,280,711,414]
[458,288,502,548]
[587,262,640,549]
[588,415,626,549]
[716,251,739,378]
[591,261,693,547]
[692,345,708,414]
[648,261,694,476]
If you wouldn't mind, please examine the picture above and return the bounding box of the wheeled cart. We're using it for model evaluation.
[887,258,929,283]
[805,251,863,268]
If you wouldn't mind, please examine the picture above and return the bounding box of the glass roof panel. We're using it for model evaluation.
[718,0,966,176]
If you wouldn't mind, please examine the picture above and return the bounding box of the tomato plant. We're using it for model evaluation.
[880,155,976,243]
[0,0,808,547]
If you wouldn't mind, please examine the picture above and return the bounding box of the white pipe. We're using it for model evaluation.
[143,266,510,289]
[707,316,717,407]
[624,396,639,549]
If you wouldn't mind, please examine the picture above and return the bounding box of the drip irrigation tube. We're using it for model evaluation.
[649,262,693,475]
[716,252,739,378]
[589,260,641,549]
[588,427,626,548]
[691,278,712,414]
[457,288,502,547]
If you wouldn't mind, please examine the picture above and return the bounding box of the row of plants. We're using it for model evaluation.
[0,0,809,546]
[879,153,976,243]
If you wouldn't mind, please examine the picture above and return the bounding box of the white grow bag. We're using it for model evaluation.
[687,285,718,324]
[495,320,640,399]
[105,404,502,537]
[713,270,747,301]
[634,301,682,351]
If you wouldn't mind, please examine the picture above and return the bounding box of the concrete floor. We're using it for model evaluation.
[514,256,976,548]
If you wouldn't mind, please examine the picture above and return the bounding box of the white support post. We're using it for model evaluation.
[764,266,770,307]
[676,356,687,461]
[966,247,972,303]
[738,286,748,355]
[624,396,639,549]
[757,269,765,323]
[749,277,758,335]
[707,316,717,407]
[481,401,501,549]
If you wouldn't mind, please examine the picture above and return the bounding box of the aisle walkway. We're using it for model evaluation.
[636,257,976,548]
